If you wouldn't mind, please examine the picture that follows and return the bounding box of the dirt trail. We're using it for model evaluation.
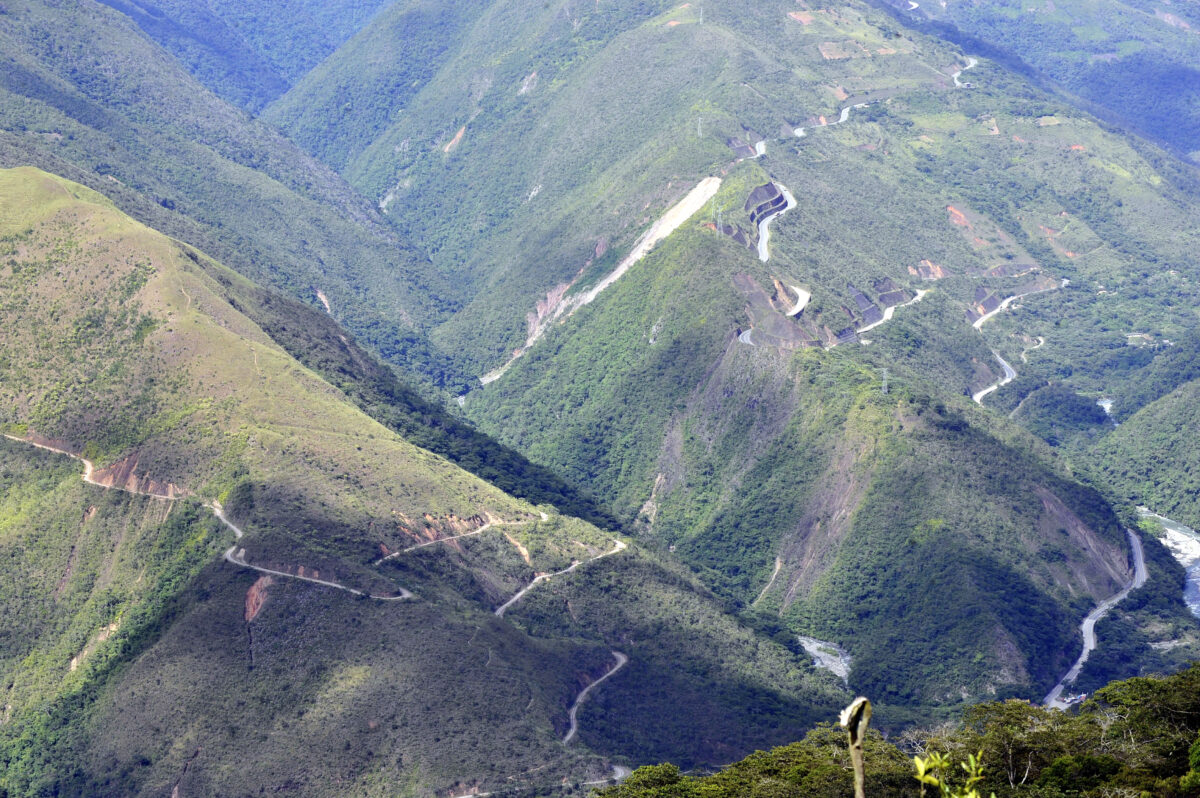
[495,540,627,617]
[5,434,414,601]
[563,651,629,744]
[222,543,412,600]
[3,434,171,497]
[1044,529,1146,709]
[376,519,503,566]
[1020,336,1045,363]
[753,557,783,605]
[374,510,549,565]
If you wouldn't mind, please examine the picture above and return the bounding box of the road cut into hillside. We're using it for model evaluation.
[972,348,1017,404]
[494,539,628,617]
[857,289,929,335]
[973,281,1064,402]
[757,183,797,262]
[372,513,540,566]
[4,434,415,601]
[1044,528,1147,709]
[563,651,629,744]
[973,280,1064,330]
[952,57,978,87]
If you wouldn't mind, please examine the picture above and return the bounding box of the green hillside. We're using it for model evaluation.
[2,0,1200,790]
[0,166,848,795]
[913,0,1200,159]
[94,0,393,110]
[0,0,465,386]
[262,0,1200,712]
[264,0,493,170]
[1092,379,1200,530]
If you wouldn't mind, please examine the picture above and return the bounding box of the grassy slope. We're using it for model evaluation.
[0,164,529,570]
[196,263,621,529]
[0,166,846,795]
[0,0,466,386]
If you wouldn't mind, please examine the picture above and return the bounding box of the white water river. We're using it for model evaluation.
[1140,508,1200,618]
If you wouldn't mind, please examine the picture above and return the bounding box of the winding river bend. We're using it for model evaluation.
[1140,508,1200,618]
[797,636,852,686]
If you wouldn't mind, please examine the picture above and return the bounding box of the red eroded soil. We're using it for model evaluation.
[245,575,273,622]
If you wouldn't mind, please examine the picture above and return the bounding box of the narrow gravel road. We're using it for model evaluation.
[495,540,627,617]
[563,651,629,744]
[1044,529,1147,708]
[6,435,414,601]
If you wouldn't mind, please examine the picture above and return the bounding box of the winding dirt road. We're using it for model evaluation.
[972,281,1064,403]
[563,651,629,744]
[5,434,414,601]
[757,183,797,262]
[952,57,978,87]
[972,348,1017,404]
[495,540,627,617]
[1020,336,1045,363]
[973,281,1064,330]
[372,516,533,566]
[1043,529,1147,709]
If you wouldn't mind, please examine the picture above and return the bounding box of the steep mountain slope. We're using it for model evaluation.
[0,0,464,385]
[0,167,846,795]
[1092,379,1200,530]
[264,0,492,171]
[93,0,393,110]
[265,0,1200,713]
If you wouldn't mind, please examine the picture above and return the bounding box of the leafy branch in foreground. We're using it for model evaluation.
[914,751,994,798]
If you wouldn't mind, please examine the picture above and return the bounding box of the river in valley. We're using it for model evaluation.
[1139,508,1200,618]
